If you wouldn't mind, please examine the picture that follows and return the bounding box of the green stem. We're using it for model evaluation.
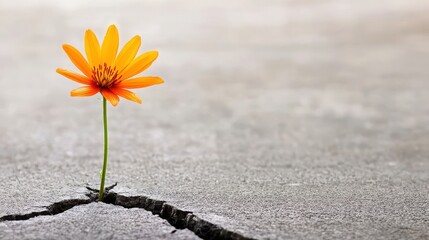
[99,97,109,201]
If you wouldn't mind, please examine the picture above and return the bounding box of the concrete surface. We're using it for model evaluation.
[1,0,429,239]
[0,203,199,240]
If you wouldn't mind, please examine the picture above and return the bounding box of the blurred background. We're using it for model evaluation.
[1,0,429,239]
[2,0,428,154]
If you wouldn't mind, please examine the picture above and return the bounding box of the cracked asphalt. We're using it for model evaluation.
[1,0,429,239]
[0,203,199,240]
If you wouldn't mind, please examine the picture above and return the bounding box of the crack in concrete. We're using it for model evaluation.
[0,188,255,240]
[0,195,95,221]
[103,191,255,240]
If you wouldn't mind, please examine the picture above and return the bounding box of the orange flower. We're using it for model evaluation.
[56,24,164,106]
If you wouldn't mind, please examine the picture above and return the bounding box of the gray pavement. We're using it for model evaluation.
[1,0,429,239]
[0,203,199,240]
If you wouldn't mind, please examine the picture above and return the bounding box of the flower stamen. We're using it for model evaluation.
[92,63,122,87]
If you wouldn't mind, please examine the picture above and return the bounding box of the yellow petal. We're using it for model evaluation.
[56,68,94,85]
[110,87,142,104]
[101,24,119,66]
[116,77,164,89]
[70,86,100,97]
[114,35,141,72]
[84,29,101,67]
[62,44,92,77]
[101,89,120,106]
[120,51,158,80]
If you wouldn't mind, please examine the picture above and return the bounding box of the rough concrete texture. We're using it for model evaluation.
[1,0,429,239]
[0,203,199,240]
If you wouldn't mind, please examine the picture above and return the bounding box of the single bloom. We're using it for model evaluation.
[56,24,164,106]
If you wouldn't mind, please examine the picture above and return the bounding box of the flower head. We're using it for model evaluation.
[57,24,164,106]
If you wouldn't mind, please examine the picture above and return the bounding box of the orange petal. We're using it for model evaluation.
[84,29,101,67]
[110,87,142,104]
[62,44,92,77]
[101,24,119,66]
[56,68,94,85]
[101,89,120,106]
[114,35,141,72]
[70,86,100,97]
[120,51,158,80]
[116,77,164,89]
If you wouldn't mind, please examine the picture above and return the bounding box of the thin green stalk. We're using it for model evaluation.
[99,97,109,201]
